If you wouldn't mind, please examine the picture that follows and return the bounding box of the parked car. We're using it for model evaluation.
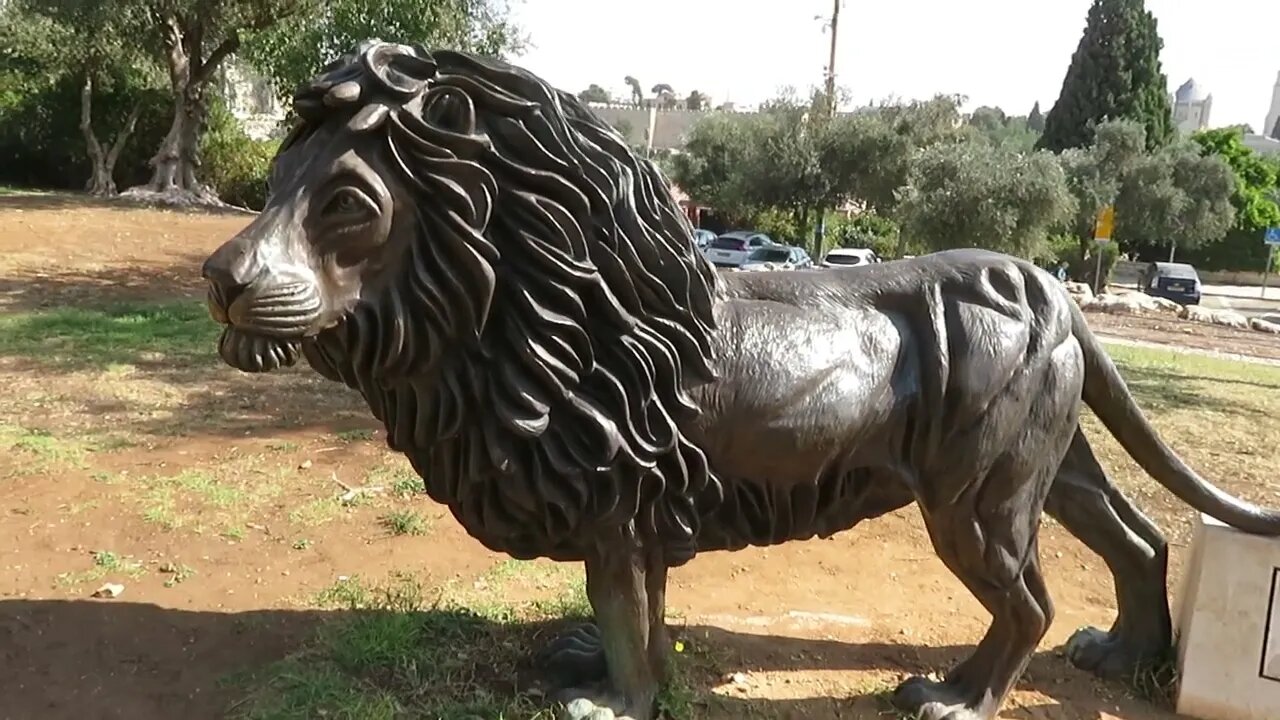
[820,247,880,268]
[691,228,716,251]
[703,231,777,268]
[1139,261,1202,305]
[733,245,816,272]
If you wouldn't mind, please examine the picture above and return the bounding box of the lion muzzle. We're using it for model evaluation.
[203,249,325,373]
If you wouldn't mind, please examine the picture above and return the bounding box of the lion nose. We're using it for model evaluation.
[202,259,252,312]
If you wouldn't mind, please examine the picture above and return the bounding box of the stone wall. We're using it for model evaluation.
[215,59,286,141]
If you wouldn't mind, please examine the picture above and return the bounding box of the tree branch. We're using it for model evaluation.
[195,35,240,85]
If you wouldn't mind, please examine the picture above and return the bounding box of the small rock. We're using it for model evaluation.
[91,583,124,599]
[298,459,313,470]
[730,672,749,686]
[1251,317,1280,334]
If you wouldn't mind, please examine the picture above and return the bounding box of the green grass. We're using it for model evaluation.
[135,463,286,535]
[0,301,219,370]
[335,429,376,443]
[231,568,725,720]
[0,423,92,472]
[56,549,147,586]
[233,573,570,720]
[379,509,430,536]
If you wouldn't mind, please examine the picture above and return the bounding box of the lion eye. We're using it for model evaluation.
[324,188,373,218]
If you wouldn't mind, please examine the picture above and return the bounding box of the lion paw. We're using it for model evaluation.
[891,676,986,720]
[1065,626,1163,681]
[539,623,608,687]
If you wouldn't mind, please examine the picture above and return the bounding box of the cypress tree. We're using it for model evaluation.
[1028,102,1045,133]
[1037,0,1173,153]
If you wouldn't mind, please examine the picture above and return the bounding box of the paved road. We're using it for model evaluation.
[1110,281,1280,321]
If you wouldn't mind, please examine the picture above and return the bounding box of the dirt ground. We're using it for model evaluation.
[3,193,1279,720]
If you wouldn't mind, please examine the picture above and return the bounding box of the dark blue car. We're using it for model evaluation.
[1139,261,1202,305]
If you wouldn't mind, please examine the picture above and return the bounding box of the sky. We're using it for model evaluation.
[508,0,1280,132]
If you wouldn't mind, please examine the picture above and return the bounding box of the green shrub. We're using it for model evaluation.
[201,100,278,210]
[827,212,899,258]
[749,207,806,246]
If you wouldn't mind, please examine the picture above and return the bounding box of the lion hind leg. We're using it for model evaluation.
[1045,428,1172,679]
[893,459,1056,720]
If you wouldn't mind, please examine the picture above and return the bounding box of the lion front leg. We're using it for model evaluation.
[546,542,662,720]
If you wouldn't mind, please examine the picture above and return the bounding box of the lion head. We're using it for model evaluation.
[201,41,724,563]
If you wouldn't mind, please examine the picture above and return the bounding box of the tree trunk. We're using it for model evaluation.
[1167,242,1177,262]
[80,73,145,197]
[123,13,236,207]
[138,86,219,202]
[79,75,114,197]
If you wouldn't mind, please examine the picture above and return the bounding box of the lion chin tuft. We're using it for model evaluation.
[217,327,303,373]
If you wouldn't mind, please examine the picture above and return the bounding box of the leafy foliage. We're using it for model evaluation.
[577,84,610,104]
[244,0,524,105]
[896,142,1075,257]
[1184,127,1280,270]
[200,99,278,210]
[967,106,1041,153]
[1038,0,1173,152]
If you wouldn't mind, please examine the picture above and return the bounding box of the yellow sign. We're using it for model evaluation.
[1094,205,1115,243]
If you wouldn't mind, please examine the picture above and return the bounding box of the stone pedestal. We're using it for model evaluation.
[1176,513,1280,719]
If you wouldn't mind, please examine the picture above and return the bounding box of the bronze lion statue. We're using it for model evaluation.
[201,41,1280,720]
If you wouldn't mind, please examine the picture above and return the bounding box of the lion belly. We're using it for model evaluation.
[687,301,917,549]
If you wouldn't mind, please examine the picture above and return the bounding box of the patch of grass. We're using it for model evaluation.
[366,460,421,497]
[0,301,218,370]
[335,428,376,442]
[134,458,287,534]
[235,573,571,720]
[1088,343,1280,547]
[160,562,197,588]
[0,423,92,473]
[380,509,430,536]
[289,497,343,527]
[57,550,146,586]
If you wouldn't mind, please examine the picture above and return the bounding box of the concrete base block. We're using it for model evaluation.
[1175,513,1280,719]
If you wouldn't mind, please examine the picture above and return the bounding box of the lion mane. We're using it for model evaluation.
[280,41,724,565]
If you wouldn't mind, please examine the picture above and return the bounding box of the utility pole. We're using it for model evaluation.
[814,0,842,257]
[824,0,840,116]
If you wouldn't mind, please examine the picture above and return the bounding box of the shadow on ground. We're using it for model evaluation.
[0,256,209,312]
[1116,362,1280,416]
[0,599,1168,720]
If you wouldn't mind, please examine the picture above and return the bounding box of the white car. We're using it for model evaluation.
[821,247,880,268]
[703,231,776,268]
[738,245,814,272]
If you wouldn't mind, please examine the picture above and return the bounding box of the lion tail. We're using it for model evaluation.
[1072,303,1280,535]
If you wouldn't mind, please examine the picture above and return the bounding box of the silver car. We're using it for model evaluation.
[703,231,776,268]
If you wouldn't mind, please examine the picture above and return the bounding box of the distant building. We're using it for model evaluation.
[214,60,286,142]
[1172,78,1212,134]
[1265,71,1280,139]
[1243,133,1280,156]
